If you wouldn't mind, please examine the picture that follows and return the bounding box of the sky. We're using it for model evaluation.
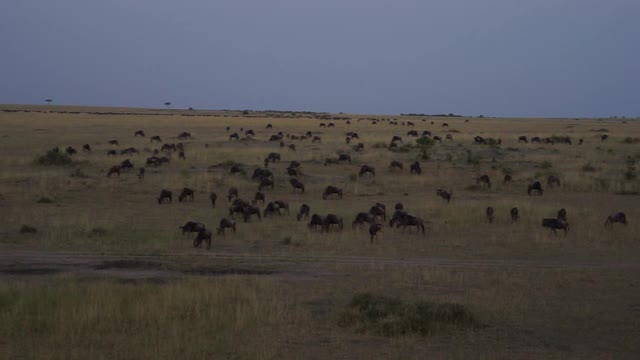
[1,0,639,117]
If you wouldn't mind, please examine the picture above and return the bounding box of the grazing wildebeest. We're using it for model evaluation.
[258,178,275,191]
[346,131,359,139]
[475,174,491,188]
[120,159,134,172]
[266,152,281,164]
[503,174,512,184]
[352,212,374,228]
[446,134,453,141]
[193,229,212,249]
[286,167,299,177]
[511,207,519,223]
[157,189,172,204]
[421,130,431,137]
[137,168,145,180]
[391,136,402,143]
[547,175,561,187]
[345,136,352,144]
[178,151,185,160]
[161,143,177,153]
[319,122,326,127]
[179,221,206,236]
[229,133,239,140]
[177,132,192,139]
[354,143,364,152]
[323,214,343,232]
[410,161,422,175]
[433,136,442,142]
[338,153,352,163]
[178,187,195,202]
[605,212,627,226]
[245,129,255,137]
[253,191,265,205]
[395,203,404,211]
[297,204,310,221]
[229,200,248,218]
[527,181,543,195]
[289,178,305,193]
[369,223,383,243]
[242,205,262,222]
[328,122,335,127]
[474,136,486,144]
[436,189,452,203]
[263,202,280,218]
[308,214,324,231]
[359,165,375,177]
[441,122,448,127]
[324,157,339,166]
[407,130,419,137]
[252,168,273,181]
[369,205,386,221]
[390,211,425,234]
[557,208,567,221]
[108,140,119,146]
[578,138,584,145]
[269,135,281,142]
[82,144,91,152]
[266,123,273,129]
[120,147,139,155]
[134,130,145,137]
[486,207,495,223]
[312,136,322,143]
[229,164,242,174]
[518,136,528,143]
[273,200,290,215]
[66,146,77,156]
[389,160,403,172]
[601,134,608,142]
[217,218,236,235]
[150,135,162,143]
[288,160,300,169]
[209,192,217,207]
[228,187,238,202]
[288,144,296,151]
[542,218,570,235]
[531,137,541,143]
[107,165,121,177]
[323,186,343,200]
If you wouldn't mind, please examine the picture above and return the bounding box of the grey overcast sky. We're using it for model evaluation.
[1,0,638,117]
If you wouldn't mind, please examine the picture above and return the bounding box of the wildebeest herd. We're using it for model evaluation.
[53,120,630,251]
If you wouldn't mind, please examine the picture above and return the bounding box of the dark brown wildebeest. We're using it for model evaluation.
[178,187,195,202]
[531,136,541,143]
[391,135,402,143]
[441,122,448,127]
[209,192,217,207]
[578,138,584,145]
[226,126,230,132]
[324,157,339,166]
[266,152,281,164]
[252,168,273,181]
[369,205,386,221]
[217,218,236,235]
[312,136,321,143]
[107,165,121,177]
[410,161,422,175]
[258,178,275,191]
[287,167,299,177]
[421,130,431,137]
[245,129,255,137]
[345,137,352,144]
[266,123,273,129]
[601,134,608,142]
[108,140,119,146]
[229,164,242,174]
[145,156,159,167]
[547,175,560,187]
[354,143,364,152]
[527,181,543,196]
[253,191,266,205]
[120,147,139,155]
[475,174,491,188]
[338,153,352,163]
[395,203,404,211]
[150,135,162,143]
[242,205,262,222]
[605,212,627,226]
[359,165,375,177]
[319,122,326,128]
[542,218,569,235]
[511,207,519,223]
[328,122,335,127]
[486,206,495,223]
[82,144,91,152]
[407,130,419,137]
[158,189,172,204]
[179,221,206,236]
[503,174,512,184]
[229,200,248,218]
[269,134,281,142]
[388,142,398,150]
[193,228,212,249]
[297,204,310,221]
[229,133,239,140]
[289,178,305,193]
[518,136,528,143]
[66,146,77,156]
[228,187,238,202]
[389,211,425,234]
[288,144,296,151]
[433,135,442,142]
[273,200,289,215]
[436,189,452,203]
[308,214,324,231]
[178,151,185,160]
[161,143,177,153]
[369,223,383,243]
[134,130,145,137]
[177,132,192,139]
[263,202,280,218]
[446,134,453,141]
[137,168,145,180]
[352,212,374,228]
[346,131,359,139]
[120,159,134,172]
[288,160,300,169]
[557,208,567,221]
[474,136,486,144]
[389,160,403,172]
[323,214,343,232]
[323,186,343,200]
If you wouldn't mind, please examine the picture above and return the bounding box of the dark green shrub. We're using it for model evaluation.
[35,149,72,166]
[20,225,37,234]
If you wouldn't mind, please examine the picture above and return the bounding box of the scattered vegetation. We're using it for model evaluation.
[466,150,482,165]
[69,168,90,178]
[540,161,553,169]
[36,196,53,204]
[35,149,72,166]
[582,162,597,172]
[19,225,37,234]
[88,227,108,237]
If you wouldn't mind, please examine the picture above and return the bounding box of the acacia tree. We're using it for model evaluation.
[45,99,52,104]
[164,101,171,109]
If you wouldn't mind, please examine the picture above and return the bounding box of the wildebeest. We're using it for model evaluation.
[229,164,242,174]
[107,165,121,177]
[229,199,248,218]
[441,122,448,127]
[161,143,177,153]
[369,223,383,243]
[289,178,305,193]
[518,136,528,143]
[273,200,289,215]
[209,192,217,207]
[557,208,567,221]
[346,131,359,139]
[265,152,281,164]
[354,143,364,152]
[217,218,237,235]
[319,122,326,128]
[503,174,512,184]
[323,214,343,232]
[578,138,584,145]
[258,178,275,191]
[547,175,561,187]
[369,205,386,221]
[527,181,543,196]
[395,203,404,211]
[150,135,162,143]
[408,130,419,137]
[486,206,495,223]
[324,157,339,166]
[389,211,425,234]
[338,153,352,163]
[436,189,452,203]
[288,160,300,169]
[359,165,375,177]
[323,186,343,200]
[605,212,627,226]
[229,133,239,140]
[82,144,91,152]
[286,167,300,177]
[391,136,402,143]
[178,151,185,160]
[308,214,325,231]
[179,221,206,236]
[475,174,491,188]
[263,202,280,218]
[193,229,212,249]
[252,168,273,181]
[297,204,310,221]
[410,161,422,175]
[352,212,374,228]
[228,187,239,202]
[542,218,570,235]
[531,137,541,143]
[137,168,145,180]
[134,130,145,137]
[312,136,322,143]
[266,123,273,129]
[178,187,195,202]
[389,160,403,172]
[446,134,453,141]
[177,132,192,139]
[157,189,172,204]
[253,191,265,205]
[108,140,119,146]
[120,159,134,172]
[288,144,296,151]
[421,130,431,137]
[120,147,139,155]
[269,134,282,142]
[474,136,487,144]
[245,129,255,137]
[242,205,262,222]
[601,134,608,142]
[510,207,519,223]
[66,146,77,156]
[433,136,442,142]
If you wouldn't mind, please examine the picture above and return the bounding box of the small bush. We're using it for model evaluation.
[622,137,640,144]
[372,142,388,149]
[466,150,481,165]
[281,236,292,245]
[505,147,519,152]
[390,144,413,153]
[348,174,358,182]
[624,166,637,181]
[88,227,108,237]
[582,162,597,172]
[36,197,53,204]
[501,167,513,176]
[69,168,89,178]
[35,149,72,166]
[20,225,37,234]
[540,161,553,169]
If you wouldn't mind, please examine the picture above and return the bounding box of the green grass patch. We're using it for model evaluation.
[35,149,73,166]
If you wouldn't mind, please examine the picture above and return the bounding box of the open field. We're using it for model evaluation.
[1,105,639,359]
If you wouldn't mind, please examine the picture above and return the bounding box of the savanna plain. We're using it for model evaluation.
[0,105,639,359]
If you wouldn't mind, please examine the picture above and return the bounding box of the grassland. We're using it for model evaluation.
[0,105,639,359]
